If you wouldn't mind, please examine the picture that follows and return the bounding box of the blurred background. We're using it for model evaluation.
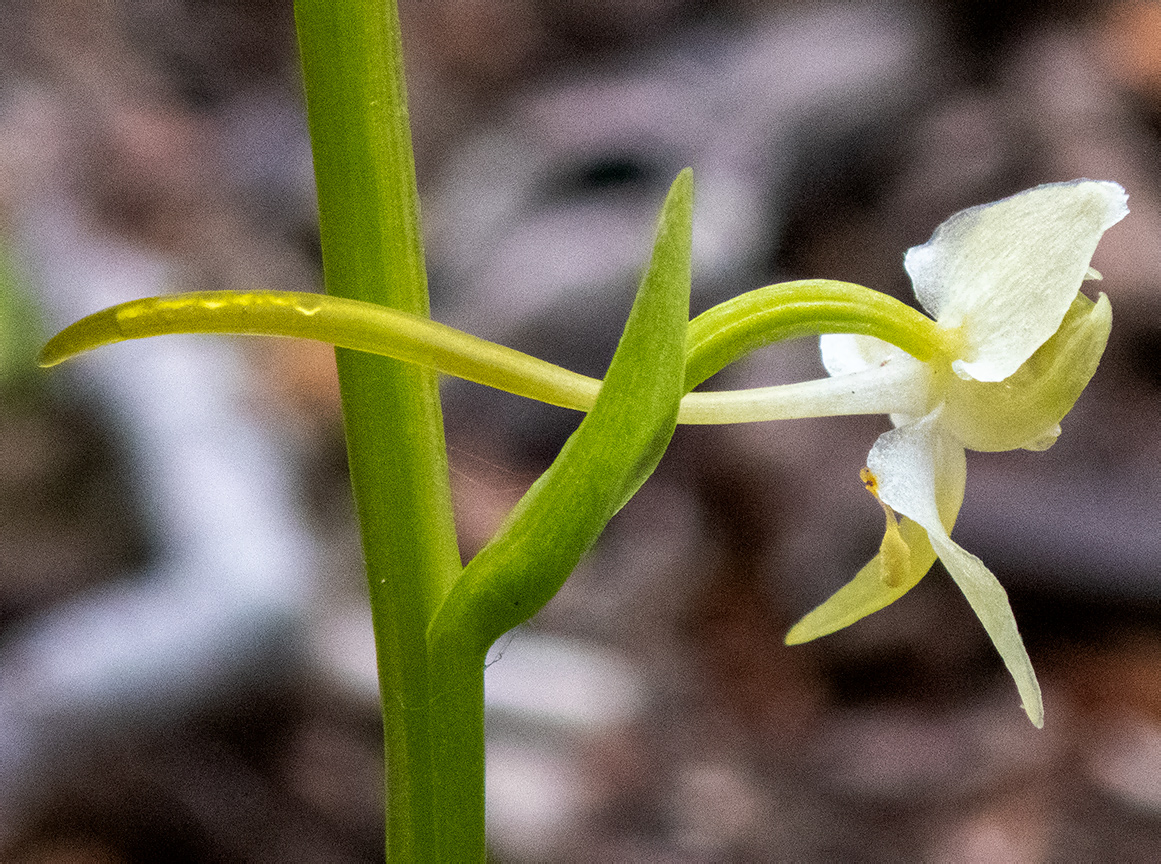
[0,0,1159,860]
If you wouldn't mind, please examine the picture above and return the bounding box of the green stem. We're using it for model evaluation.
[294,1,474,859]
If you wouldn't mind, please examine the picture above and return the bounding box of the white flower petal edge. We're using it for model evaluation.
[820,332,912,377]
[904,180,1128,382]
[868,410,1043,727]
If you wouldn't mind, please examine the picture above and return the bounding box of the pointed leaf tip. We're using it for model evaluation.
[431,170,693,649]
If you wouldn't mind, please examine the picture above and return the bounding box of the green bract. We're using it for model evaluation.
[785,180,1129,727]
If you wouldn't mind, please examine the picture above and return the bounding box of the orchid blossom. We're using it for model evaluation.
[38,179,1127,728]
[784,180,1129,727]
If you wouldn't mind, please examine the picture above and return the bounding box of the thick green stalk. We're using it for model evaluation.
[294,1,465,859]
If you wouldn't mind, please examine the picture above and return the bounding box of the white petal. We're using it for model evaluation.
[904,180,1127,382]
[865,408,964,531]
[820,333,906,376]
[867,411,1043,727]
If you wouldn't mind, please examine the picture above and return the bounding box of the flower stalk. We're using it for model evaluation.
[294,0,462,857]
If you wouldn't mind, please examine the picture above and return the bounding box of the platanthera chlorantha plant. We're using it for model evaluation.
[41,178,1126,733]
[35,3,1128,857]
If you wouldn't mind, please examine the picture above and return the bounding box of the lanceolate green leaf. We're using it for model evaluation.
[414,169,691,858]
[429,168,694,653]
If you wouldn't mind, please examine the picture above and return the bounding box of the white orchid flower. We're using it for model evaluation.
[785,180,1129,727]
[36,173,1127,727]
